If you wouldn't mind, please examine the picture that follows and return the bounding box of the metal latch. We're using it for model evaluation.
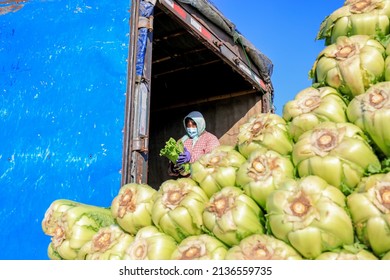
[132,137,149,153]
[139,16,154,31]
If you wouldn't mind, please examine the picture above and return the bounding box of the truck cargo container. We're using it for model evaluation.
[123,0,274,188]
[0,0,273,259]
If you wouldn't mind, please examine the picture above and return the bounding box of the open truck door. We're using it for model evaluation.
[122,0,274,189]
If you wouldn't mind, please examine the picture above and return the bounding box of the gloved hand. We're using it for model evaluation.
[172,164,184,173]
[176,147,191,165]
[168,162,184,177]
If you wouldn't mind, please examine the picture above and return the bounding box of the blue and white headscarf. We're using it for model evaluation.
[181,111,206,145]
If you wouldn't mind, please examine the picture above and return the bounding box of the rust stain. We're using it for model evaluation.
[0,0,29,15]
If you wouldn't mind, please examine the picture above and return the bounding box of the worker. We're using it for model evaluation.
[169,111,220,177]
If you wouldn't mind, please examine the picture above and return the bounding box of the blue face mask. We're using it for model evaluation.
[186,127,198,138]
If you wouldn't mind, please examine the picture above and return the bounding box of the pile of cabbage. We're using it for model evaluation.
[42,0,390,260]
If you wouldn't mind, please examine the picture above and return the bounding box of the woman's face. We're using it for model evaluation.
[186,119,197,128]
[186,119,198,138]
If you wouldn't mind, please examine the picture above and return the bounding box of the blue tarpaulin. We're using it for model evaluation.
[136,0,154,77]
[0,0,129,259]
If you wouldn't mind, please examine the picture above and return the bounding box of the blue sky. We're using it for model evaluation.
[210,0,343,116]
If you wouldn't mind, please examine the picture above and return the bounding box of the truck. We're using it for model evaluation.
[123,0,274,189]
[0,0,273,259]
